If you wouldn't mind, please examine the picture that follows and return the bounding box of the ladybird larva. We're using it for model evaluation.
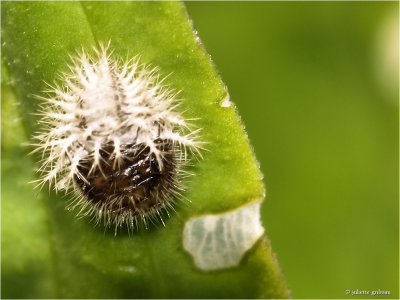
[32,43,201,231]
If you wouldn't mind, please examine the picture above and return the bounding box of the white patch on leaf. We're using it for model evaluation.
[183,200,264,271]
[220,94,232,108]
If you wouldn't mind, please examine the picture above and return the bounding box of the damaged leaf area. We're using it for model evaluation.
[1,1,290,298]
[183,200,265,271]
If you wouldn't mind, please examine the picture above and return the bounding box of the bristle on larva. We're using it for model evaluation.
[31,43,202,232]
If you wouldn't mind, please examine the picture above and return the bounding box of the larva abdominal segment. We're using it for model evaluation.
[32,44,201,232]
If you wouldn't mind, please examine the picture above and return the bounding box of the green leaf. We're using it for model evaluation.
[1,1,290,298]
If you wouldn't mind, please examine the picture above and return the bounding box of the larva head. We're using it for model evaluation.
[32,44,201,231]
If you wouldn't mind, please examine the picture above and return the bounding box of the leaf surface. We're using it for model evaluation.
[1,2,289,298]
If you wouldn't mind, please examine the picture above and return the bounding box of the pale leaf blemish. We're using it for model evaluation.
[220,94,232,108]
[118,265,136,273]
[183,200,264,271]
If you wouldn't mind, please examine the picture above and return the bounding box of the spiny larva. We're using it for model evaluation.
[32,44,202,231]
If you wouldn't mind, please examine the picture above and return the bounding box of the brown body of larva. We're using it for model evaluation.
[74,139,177,215]
[33,46,201,229]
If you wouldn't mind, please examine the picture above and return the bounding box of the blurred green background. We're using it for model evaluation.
[185,2,398,299]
